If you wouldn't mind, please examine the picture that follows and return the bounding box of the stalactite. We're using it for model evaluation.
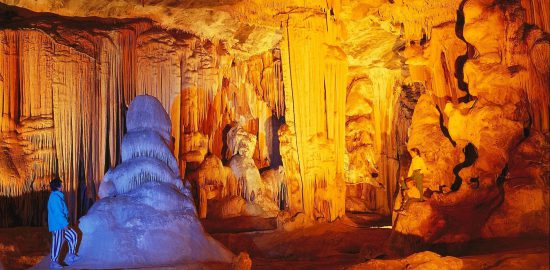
[278,6,347,222]
[0,30,20,133]
[0,7,286,226]
[178,44,284,168]
[0,19,168,224]
[521,0,550,32]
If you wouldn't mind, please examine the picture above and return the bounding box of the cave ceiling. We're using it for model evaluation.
[0,0,463,62]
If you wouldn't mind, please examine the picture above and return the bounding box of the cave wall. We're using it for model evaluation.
[339,0,549,223]
[0,8,286,225]
[385,0,550,250]
[336,0,549,242]
[0,1,350,226]
[0,28,99,225]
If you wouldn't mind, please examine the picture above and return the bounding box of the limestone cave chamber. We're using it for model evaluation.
[0,0,548,269]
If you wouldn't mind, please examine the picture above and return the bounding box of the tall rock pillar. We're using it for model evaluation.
[279,5,348,222]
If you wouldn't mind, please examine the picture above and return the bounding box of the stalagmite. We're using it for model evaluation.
[121,130,180,174]
[278,2,348,222]
[74,95,233,268]
[189,154,237,219]
[260,166,285,205]
[0,4,286,226]
[98,157,183,199]
[227,123,258,159]
[229,154,262,203]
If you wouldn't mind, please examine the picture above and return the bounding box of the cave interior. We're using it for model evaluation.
[0,0,548,269]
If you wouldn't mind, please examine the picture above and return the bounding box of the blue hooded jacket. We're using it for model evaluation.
[47,190,69,232]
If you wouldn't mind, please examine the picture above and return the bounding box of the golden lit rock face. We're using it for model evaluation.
[0,6,285,225]
[0,0,548,249]
[0,1,348,225]
[340,0,405,215]
[482,131,549,237]
[278,6,348,222]
[391,0,549,249]
[0,27,98,225]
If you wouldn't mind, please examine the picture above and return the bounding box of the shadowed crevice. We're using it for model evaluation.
[496,164,509,186]
[436,104,457,147]
[451,143,478,191]
[454,0,477,103]
[469,177,480,189]
[523,112,532,138]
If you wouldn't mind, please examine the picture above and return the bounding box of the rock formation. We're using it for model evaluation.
[348,251,463,270]
[191,123,281,219]
[389,0,550,252]
[190,154,237,219]
[76,95,233,268]
[0,3,287,225]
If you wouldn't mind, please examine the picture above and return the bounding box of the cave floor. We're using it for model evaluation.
[0,213,548,270]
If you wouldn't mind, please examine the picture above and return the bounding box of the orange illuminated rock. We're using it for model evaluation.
[0,4,286,224]
[189,154,237,218]
[391,0,549,251]
[482,130,550,237]
[348,251,463,270]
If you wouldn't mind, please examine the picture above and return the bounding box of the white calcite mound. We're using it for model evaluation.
[121,130,180,174]
[229,154,262,202]
[227,124,257,159]
[75,95,233,268]
[98,156,184,199]
[125,94,172,142]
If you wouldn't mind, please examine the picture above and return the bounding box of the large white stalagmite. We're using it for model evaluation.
[75,95,233,268]
[120,130,180,174]
[97,156,184,198]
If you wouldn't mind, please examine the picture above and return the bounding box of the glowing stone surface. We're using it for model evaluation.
[390,0,549,251]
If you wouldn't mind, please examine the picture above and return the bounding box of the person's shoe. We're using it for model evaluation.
[64,253,80,266]
[49,261,63,269]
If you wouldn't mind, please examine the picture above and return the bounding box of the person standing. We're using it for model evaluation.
[48,177,80,268]
[407,148,428,201]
